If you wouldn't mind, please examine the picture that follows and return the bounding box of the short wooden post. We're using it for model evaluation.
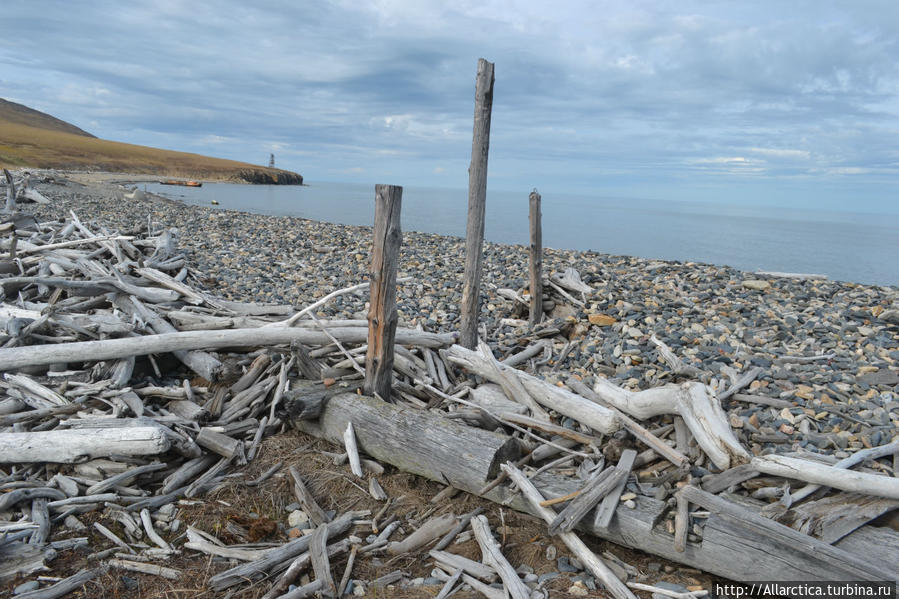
[528,189,542,325]
[460,58,495,349]
[364,184,402,401]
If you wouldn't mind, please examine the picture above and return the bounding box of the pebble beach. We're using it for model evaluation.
[22,171,898,462]
[0,169,895,597]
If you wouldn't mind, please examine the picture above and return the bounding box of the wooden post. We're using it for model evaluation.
[528,189,542,325]
[364,184,402,401]
[460,58,495,349]
[3,169,15,212]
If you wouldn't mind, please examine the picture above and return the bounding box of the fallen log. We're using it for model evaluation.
[291,392,899,591]
[293,393,520,486]
[751,454,899,501]
[678,485,893,581]
[0,326,457,371]
[0,427,170,463]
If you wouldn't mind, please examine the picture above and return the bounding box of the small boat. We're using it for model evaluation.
[161,180,203,187]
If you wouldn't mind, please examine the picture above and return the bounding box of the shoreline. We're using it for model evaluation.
[2,169,897,594]
[140,176,899,288]
[16,171,899,392]
[59,170,307,187]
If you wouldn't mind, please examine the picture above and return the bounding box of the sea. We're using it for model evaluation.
[143,181,899,287]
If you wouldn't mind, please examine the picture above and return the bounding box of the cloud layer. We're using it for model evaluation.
[2,1,897,211]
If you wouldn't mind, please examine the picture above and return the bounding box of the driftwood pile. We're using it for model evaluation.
[0,203,897,598]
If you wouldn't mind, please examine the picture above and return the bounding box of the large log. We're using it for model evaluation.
[293,393,520,486]
[291,394,899,594]
[0,326,457,371]
[0,427,170,463]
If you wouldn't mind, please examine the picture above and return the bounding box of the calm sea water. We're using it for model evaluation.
[144,181,899,286]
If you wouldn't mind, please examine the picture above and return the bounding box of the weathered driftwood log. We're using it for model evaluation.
[0,542,52,582]
[501,463,637,599]
[470,515,530,599]
[281,381,335,420]
[386,513,457,556]
[19,188,50,205]
[566,378,689,468]
[0,488,66,511]
[0,326,457,371]
[207,511,365,591]
[649,335,700,378]
[13,566,107,598]
[678,485,893,581]
[0,427,170,463]
[195,427,242,460]
[446,344,619,434]
[776,439,899,507]
[476,340,549,421]
[429,549,497,582]
[107,559,180,580]
[309,523,337,597]
[550,267,592,294]
[289,466,330,526]
[594,449,637,531]
[291,393,899,590]
[751,454,899,500]
[343,422,364,478]
[293,393,520,486]
[592,378,748,469]
[260,540,349,599]
[549,466,627,535]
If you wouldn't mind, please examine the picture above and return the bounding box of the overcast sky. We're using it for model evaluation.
[2,1,898,212]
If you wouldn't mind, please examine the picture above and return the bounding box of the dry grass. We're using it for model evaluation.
[1,429,724,598]
[0,119,298,183]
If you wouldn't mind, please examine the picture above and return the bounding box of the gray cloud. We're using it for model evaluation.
[1,0,897,210]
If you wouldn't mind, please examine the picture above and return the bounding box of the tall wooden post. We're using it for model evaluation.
[3,169,16,212]
[528,189,543,325]
[365,184,402,401]
[460,58,495,349]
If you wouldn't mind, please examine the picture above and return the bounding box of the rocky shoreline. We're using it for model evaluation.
[17,170,899,458]
[1,170,897,597]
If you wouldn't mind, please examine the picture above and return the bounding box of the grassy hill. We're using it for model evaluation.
[0,99,302,184]
[0,99,96,137]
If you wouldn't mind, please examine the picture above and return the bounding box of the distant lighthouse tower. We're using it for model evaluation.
[268,153,275,168]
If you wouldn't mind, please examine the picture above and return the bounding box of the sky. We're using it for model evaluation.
[1,1,898,213]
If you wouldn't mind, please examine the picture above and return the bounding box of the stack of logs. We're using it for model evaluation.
[0,203,897,598]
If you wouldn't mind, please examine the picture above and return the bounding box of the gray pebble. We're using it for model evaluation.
[14,581,40,595]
